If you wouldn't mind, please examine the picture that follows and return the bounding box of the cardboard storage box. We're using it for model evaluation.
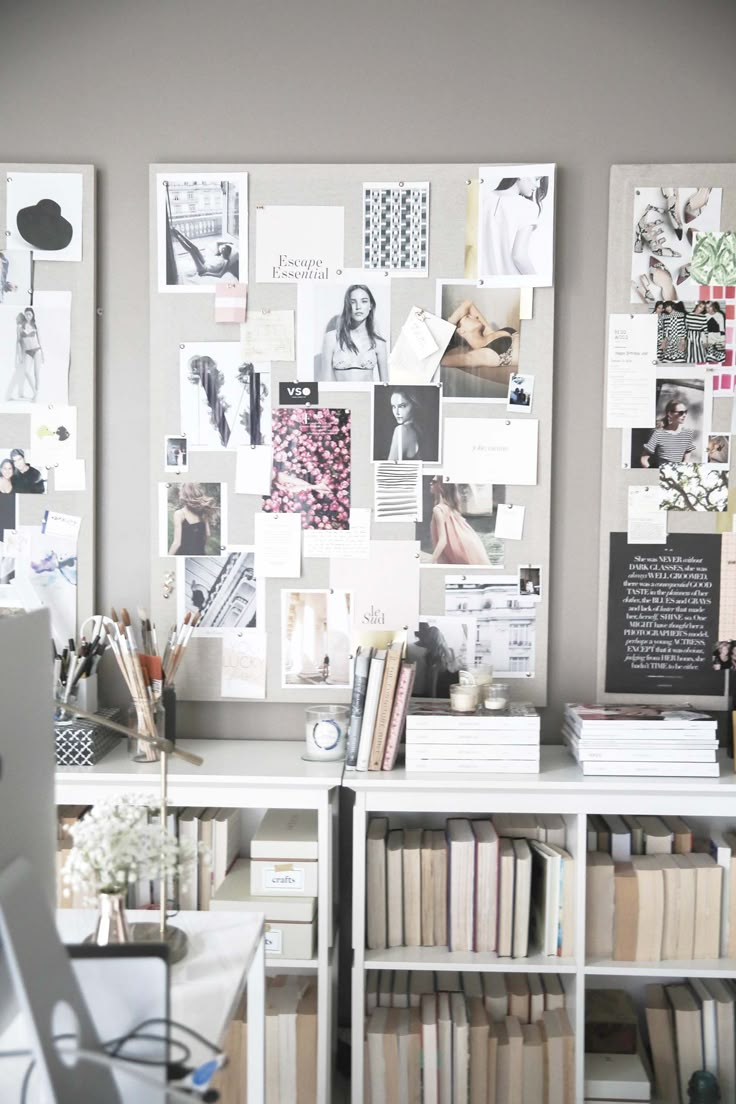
[211,859,317,958]
[251,809,319,861]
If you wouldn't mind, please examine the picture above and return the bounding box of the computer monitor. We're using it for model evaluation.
[0,609,56,1034]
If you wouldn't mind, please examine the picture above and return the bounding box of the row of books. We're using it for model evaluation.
[587,844,735,962]
[366,970,568,1023]
[645,980,736,1104]
[366,817,574,957]
[585,812,696,858]
[366,998,574,1104]
[405,702,540,774]
[564,702,720,777]
[346,641,416,771]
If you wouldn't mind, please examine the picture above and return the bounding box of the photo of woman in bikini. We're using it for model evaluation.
[437,282,524,401]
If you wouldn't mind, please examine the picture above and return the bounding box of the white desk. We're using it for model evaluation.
[2,909,265,1103]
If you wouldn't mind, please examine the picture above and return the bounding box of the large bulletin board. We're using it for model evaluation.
[598,163,736,707]
[149,163,555,705]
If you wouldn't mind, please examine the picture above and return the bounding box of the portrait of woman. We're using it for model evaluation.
[426,477,491,566]
[372,384,441,463]
[478,166,555,286]
[437,283,524,401]
[705,300,727,364]
[6,308,43,402]
[640,398,696,468]
[319,284,387,383]
[629,378,705,468]
[167,482,221,556]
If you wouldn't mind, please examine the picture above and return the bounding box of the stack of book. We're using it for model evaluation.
[365,971,573,1104]
[645,980,736,1104]
[404,701,541,774]
[346,641,416,771]
[585,815,736,962]
[366,814,573,958]
[564,703,720,777]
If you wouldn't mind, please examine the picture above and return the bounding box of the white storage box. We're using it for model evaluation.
[210,859,317,958]
[584,1053,651,1102]
[251,809,319,861]
[250,857,318,896]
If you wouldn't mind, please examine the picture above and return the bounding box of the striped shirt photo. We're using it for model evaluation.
[643,427,696,463]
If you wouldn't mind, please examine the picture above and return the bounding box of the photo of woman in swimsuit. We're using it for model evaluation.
[319,284,387,383]
[438,283,524,400]
[298,274,391,386]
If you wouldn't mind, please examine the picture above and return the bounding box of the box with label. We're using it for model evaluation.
[251,809,319,861]
[210,859,317,958]
[250,857,318,897]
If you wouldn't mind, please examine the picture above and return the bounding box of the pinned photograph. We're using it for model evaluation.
[281,588,352,689]
[507,373,534,412]
[0,471,16,540]
[0,292,71,411]
[4,525,78,650]
[221,632,267,699]
[518,565,541,599]
[297,271,390,385]
[372,384,441,463]
[445,574,536,678]
[6,171,83,262]
[180,342,271,450]
[659,463,728,511]
[630,186,721,305]
[161,481,226,557]
[407,615,476,698]
[177,548,261,635]
[626,378,706,468]
[653,298,729,366]
[29,405,77,468]
[157,172,247,292]
[692,231,736,286]
[417,476,502,567]
[388,307,455,386]
[706,434,730,465]
[263,407,351,530]
[256,205,344,283]
[362,182,429,276]
[477,165,555,288]
[164,435,188,473]
[374,462,422,523]
[0,250,32,306]
[0,448,45,493]
[436,281,523,401]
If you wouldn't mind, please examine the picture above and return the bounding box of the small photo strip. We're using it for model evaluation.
[518,565,541,600]
[507,373,534,413]
[159,481,227,557]
[164,435,188,473]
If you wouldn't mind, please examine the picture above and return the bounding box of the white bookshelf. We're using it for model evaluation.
[344,745,736,1104]
[56,739,342,1104]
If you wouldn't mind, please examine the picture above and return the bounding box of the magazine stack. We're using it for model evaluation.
[404,701,541,773]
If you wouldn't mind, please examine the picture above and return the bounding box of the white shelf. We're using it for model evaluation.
[365,946,576,973]
[586,957,736,978]
[267,956,319,970]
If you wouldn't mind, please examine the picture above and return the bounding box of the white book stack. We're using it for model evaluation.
[404,700,541,774]
[563,703,720,778]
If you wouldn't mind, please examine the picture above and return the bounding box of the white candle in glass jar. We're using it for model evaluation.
[304,706,349,760]
[450,684,478,713]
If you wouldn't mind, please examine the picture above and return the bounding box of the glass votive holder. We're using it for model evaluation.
[304,705,350,761]
[473,665,494,688]
[449,683,479,713]
[484,682,510,711]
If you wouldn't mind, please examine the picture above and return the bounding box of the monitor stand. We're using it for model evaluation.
[0,857,121,1103]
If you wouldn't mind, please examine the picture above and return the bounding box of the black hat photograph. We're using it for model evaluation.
[16,198,74,252]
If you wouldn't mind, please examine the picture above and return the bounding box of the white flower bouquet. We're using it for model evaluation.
[62,793,202,902]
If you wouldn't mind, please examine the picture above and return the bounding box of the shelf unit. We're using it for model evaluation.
[344,745,736,1104]
[56,739,342,1104]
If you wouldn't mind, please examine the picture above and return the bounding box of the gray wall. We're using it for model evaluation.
[2,0,735,741]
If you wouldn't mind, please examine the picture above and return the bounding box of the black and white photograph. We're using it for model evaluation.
[371,384,441,463]
[0,250,32,305]
[0,292,71,411]
[362,181,429,276]
[653,298,728,366]
[0,462,16,540]
[507,373,534,412]
[5,171,83,262]
[407,615,476,698]
[416,476,504,567]
[159,481,227,557]
[436,281,524,401]
[176,548,261,635]
[180,342,271,450]
[0,448,45,493]
[164,435,188,473]
[297,271,390,385]
[626,377,707,469]
[518,565,542,599]
[630,186,722,305]
[157,172,247,292]
[281,588,352,689]
[445,574,537,678]
[477,164,555,288]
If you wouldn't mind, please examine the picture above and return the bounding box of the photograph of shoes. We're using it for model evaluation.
[630,185,721,304]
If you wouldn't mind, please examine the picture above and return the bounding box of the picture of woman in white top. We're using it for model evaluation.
[319,284,387,383]
[479,174,550,279]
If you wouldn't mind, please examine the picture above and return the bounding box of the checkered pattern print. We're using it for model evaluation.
[698,285,735,391]
[363,183,429,273]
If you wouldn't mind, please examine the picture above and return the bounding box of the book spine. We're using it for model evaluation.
[382,664,417,770]
[345,651,371,767]
[369,647,403,771]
